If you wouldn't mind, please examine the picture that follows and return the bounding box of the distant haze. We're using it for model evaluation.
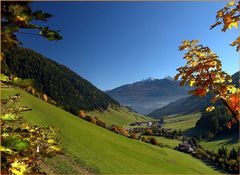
[107,77,191,114]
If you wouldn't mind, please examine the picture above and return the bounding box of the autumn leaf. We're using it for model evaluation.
[226,1,235,7]
[194,88,207,97]
[226,120,232,129]
[217,10,224,18]
[9,160,29,175]
[206,106,215,112]
[189,79,195,87]
[228,21,238,29]
[228,93,240,111]
[16,15,27,22]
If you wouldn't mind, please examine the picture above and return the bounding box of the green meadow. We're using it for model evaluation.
[87,107,152,126]
[163,113,201,131]
[199,134,239,153]
[1,87,222,174]
[154,136,182,148]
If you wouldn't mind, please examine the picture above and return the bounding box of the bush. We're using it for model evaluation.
[90,117,97,124]
[130,133,138,139]
[96,119,106,128]
[149,137,158,145]
[141,136,148,143]
[79,110,86,118]
[109,125,128,137]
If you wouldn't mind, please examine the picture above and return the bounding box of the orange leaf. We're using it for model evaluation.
[226,121,232,129]
[228,93,240,111]
[194,88,207,97]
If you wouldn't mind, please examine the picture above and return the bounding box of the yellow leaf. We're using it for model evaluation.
[10,160,29,175]
[49,145,61,152]
[16,15,27,21]
[226,1,235,6]
[206,106,215,112]
[228,21,238,29]
[0,146,16,155]
[226,85,237,93]
[47,139,56,144]
[189,80,195,87]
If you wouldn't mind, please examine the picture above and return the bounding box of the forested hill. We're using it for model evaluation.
[2,47,120,114]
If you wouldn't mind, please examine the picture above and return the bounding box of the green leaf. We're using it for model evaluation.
[0,74,10,82]
[39,27,63,41]
[14,140,30,151]
[32,10,53,21]
[2,137,30,151]
[1,114,19,121]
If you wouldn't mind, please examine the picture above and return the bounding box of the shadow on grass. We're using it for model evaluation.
[183,127,206,137]
[207,133,239,146]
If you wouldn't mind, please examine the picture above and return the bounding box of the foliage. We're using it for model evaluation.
[110,125,129,137]
[1,94,61,174]
[2,47,120,114]
[1,1,62,58]
[1,73,11,82]
[175,40,239,126]
[210,1,240,51]
[1,2,63,174]
[78,111,106,128]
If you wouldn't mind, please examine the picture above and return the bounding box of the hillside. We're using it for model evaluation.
[107,77,191,114]
[86,107,153,126]
[149,71,239,118]
[1,87,221,174]
[2,47,119,115]
[149,95,211,118]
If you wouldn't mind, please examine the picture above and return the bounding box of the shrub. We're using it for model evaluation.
[90,117,97,124]
[96,119,106,128]
[149,137,158,145]
[141,136,148,143]
[130,132,138,139]
[79,110,86,118]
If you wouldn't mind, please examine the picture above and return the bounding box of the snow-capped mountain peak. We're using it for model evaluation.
[164,76,175,81]
[142,77,157,82]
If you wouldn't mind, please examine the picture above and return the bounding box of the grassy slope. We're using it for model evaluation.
[164,113,201,132]
[154,136,182,148]
[87,107,152,126]
[199,134,239,152]
[1,87,221,174]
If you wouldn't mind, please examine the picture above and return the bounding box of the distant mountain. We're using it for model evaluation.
[106,77,191,114]
[148,71,239,118]
[2,47,120,115]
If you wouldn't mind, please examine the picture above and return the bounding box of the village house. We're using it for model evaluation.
[176,141,196,155]
[129,121,152,127]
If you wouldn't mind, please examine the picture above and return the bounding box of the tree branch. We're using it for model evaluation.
[17,31,41,37]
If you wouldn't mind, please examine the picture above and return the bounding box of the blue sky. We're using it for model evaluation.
[18,2,239,90]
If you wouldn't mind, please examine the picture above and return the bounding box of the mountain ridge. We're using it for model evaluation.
[106,77,191,114]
